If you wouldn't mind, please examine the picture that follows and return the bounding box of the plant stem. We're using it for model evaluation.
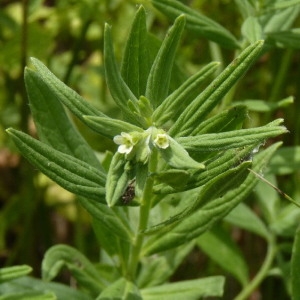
[234,235,277,300]
[127,151,157,280]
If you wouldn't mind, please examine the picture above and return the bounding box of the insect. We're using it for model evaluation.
[121,180,135,205]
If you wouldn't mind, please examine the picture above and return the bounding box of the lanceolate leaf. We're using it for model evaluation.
[291,226,300,300]
[25,68,104,171]
[104,24,144,127]
[153,62,220,125]
[176,119,287,152]
[83,116,143,139]
[30,58,105,120]
[194,105,248,134]
[143,142,282,254]
[152,0,240,49]
[169,40,264,137]
[6,128,106,203]
[121,6,150,97]
[141,276,225,299]
[42,245,105,295]
[0,265,32,284]
[145,14,186,108]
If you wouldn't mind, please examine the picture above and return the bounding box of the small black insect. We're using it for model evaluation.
[121,180,135,205]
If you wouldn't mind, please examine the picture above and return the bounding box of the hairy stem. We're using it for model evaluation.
[127,151,158,280]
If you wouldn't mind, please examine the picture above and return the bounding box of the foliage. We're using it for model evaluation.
[1,0,300,299]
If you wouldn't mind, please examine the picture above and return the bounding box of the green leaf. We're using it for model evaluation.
[143,142,281,254]
[121,6,150,97]
[83,116,142,139]
[97,278,142,300]
[104,24,144,127]
[267,29,300,49]
[151,0,240,49]
[42,245,105,296]
[25,68,104,171]
[225,202,270,239]
[0,266,32,284]
[7,128,106,203]
[78,197,133,243]
[268,146,300,175]
[197,226,249,286]
[152,62,220,126]
[152,169,190,190]
[154,145,256,194]
[234,0,256,19]
[137,242,194,288]
[141,276,225,300]
[170,40,264,137]
[145,15,186,108]
[235,97,293,112]
[260,5,300,33]
[0,277,92,300]
[194,105,248,134]
[158,137,205,170]
[145,161,251,235]
[0,291,55,300]
[263,0,300,12]
[106,152,133,207]
[29,58,105,121]
[176,119,287,153]
[241,16,263,44]
[291,226,300,300]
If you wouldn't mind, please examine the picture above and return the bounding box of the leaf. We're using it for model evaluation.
[152,169,190,190]
[137,242,194,288]
[42,245,105,296]
[97,278,142,300]
[0,291,56,300]
[263,0,300,12]
[169,40,264,137]
[141,276,225,300]
[25,68,104,171]
[78,197,133,243]
[6,128,106,203]
[145,161,251,235]
[83,116,142,139]
[106,152,133,207]
[235,97,293,112]
[154,144,256,194]
[152,62,220,126]
[0,277,92,300]
[158,137,205,170]
[194,105,248,134]
[121,6,150,97]
[225,203,270,239]
[234,0,256,19]
[104,24,144,127]
[143,142,281,254]
[291,226,300,300]
[268,146,300,175]
[29,58,105,121]
[267,29,300,49]
[241,16,263,44]
[0,266,32,284]
[151,0,240,49]
[176,119,287,152]
[145,14,186,108]
[197,226,249,286]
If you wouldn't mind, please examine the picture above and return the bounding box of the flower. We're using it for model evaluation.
[153,133,169,149]
[113,132,135,154]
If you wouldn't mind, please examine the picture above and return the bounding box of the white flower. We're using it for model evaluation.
[154,133,169,149]
[113,132,134,154]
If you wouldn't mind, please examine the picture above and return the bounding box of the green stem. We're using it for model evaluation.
[127,151,157,280]
[234,235,277,300]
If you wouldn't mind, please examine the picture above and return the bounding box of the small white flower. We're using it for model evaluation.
[113,132,134,154]
[154,133,169,149]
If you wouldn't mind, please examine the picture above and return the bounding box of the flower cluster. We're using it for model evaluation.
[113,127,169,163]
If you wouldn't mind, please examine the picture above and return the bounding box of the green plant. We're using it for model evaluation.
[1,1,300,299]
